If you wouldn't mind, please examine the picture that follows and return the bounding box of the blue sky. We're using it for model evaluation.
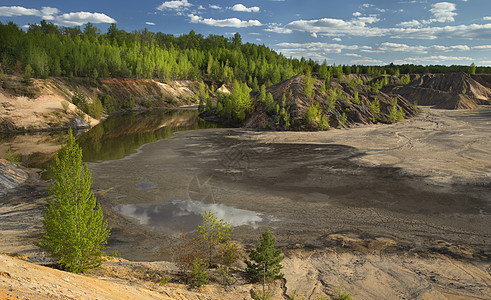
[1,0,490,66]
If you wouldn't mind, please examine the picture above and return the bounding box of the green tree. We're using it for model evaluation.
[469,62,476,75]
[246,229,284,293]
[198,210,233,267]
[36,130,110,273]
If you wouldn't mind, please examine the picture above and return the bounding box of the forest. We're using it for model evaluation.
[1,21,489,89]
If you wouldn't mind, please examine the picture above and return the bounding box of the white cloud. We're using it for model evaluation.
[428,2,457,23]
[351,58,385,64]
[231,4,260,13]
[276,42,359,54]
[0,6,39,17]
[397,19,421,27]
[379,42,470,53]
[353,12,362,17]
[483,16,491,21]
[209,5,221,10]
[333,37,342,41]
[393,55,473,64]
[473,45,491,50]
[344,53,362,57]
[157,0,192,11]
[265,24,293,34]
[188,14,262,28]
[361,3,374,9]
[56,12,116,26]
[146,22,156,26]
[0,6,59,20]
[284,17,385,37]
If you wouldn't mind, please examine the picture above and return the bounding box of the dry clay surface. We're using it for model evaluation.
[1,108,490,299]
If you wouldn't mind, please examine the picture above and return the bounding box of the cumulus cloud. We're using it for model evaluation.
[146,22,156,26]
[264,24,293,34]
[231,4,260,13]
[483,16,491,21]
[397,19,421,27]
[428,2,457,23]
[333,37,342,41]
[353,12,362,17]
[283,17,385,37]
[56,12,116,26]
[0,6,59,20]
[157,0,192,11]
[209,5,221,10]
[0,6,115,26]
[188,14,262,28]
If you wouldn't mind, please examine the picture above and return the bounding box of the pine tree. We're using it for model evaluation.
[246,229,284,292]
[36,130,110,273]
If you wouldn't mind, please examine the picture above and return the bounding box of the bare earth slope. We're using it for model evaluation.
[0,75,201,133]
[388,72,491,109]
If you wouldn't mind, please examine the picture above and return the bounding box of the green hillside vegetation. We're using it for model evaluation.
[1,21,489,87]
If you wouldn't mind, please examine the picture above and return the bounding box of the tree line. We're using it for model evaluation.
[1,21,488,87]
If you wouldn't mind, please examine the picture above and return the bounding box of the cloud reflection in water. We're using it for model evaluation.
[114,199,269,234]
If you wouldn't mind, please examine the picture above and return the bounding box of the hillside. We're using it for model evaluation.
[386,72,491,109]
[202,74,418,130]
[0,75,202,132]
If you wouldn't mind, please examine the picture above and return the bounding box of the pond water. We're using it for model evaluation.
[0,109,220,176]
[115,199,269,234]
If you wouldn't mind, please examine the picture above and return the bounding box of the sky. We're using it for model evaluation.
[1,0,490,66]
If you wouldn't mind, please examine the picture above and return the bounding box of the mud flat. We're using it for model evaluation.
[1,107,490,299]
[88,107,490,298]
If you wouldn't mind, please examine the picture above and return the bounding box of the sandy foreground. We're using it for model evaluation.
[0,108,490,299]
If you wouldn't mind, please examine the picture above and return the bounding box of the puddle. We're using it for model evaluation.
[137,182,154,190]
[114,199,269,234]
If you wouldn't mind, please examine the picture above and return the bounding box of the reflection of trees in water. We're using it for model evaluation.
[77,109,219,163]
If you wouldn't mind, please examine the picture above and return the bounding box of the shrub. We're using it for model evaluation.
[189,257,208,287]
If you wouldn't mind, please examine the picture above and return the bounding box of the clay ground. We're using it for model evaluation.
[0,107,490,299]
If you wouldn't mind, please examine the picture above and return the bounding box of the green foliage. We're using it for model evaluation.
[217,264,235,286]
[22,64,33,85]
[72,92,88,113]
[36,130,110,273]
[88,90,103,119]
[304,69,315,98]
[198,210,233,267]
[339,112,347,128]
[205,97,212,111]
[264,92,276,114]
[370,97,380,122]
[469,62,476,75]
[333,288,353,300]
[462,88,467,94]
[246,229,284,284]
[216,80,252,122]
[198,97,204,112]
[353,92,360,105]
[305,105,319,126]
[189,257,208,287]
[6,146,21,165]
[400,74,410,85]
[252,288,275,300]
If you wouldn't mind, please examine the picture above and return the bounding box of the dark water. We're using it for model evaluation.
[76,109,219,163]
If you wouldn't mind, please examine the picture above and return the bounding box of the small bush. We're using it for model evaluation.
[189,258,208,287]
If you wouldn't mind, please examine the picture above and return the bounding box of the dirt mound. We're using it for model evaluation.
[245,75,417,130]
[387,72,491,109]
